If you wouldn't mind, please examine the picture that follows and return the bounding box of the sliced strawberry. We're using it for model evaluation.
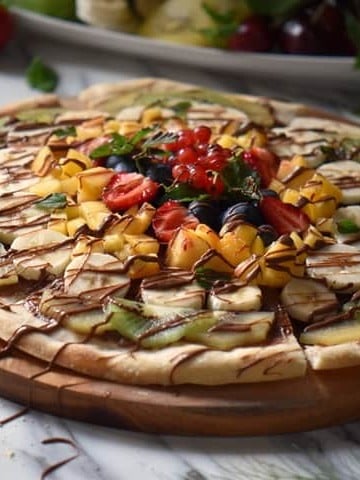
[260,196,310,235]
[152,200,199,242]
[76,135,111,156]
[243,146,279,187]
[103,172,159,211]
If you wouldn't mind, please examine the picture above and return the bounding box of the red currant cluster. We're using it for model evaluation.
[165,126,232,196]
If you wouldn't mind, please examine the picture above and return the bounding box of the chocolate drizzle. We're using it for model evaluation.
[41,437,79,480]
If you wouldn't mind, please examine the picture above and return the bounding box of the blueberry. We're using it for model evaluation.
[188,201,222,232]
[106,155,137,173]
[222,202,264,227]
[258,224,278,246]
[261,189,279,198]
[146,164,173,185]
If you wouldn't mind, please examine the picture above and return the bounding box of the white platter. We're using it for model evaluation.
[13,7,360,87]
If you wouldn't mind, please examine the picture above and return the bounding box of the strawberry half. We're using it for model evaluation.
[242,146,279,187]
[260,196,310,235]
[152,200,199,243]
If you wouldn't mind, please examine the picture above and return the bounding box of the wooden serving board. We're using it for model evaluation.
[1,347,360,436]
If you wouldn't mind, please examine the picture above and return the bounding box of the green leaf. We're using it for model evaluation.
[35,193,67,211]
[245,0,304,16]
[26,57,58,93]
[221,156,261,200]
[195,267,231,290]
[142,130,178,148]
[129,127,154,145]
[172,101,192,119]
[337,219,360,234]
[164,183,210,202]
[202,2,234,24]
[90,133,132,158]
[53,126,76,138]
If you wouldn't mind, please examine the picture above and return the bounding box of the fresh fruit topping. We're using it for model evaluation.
[222,202,264,227]
[102,172,159,211]
[242,147,279,187]
[0,6,13,50]
[228,15,273,52]
[152,200,199,242]
[188,200,222,232]
[105,155,137,173]
[260,196,310,235]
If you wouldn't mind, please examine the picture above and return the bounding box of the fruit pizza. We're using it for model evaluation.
[0,78,358,385]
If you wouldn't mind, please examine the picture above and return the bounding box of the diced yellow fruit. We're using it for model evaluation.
[119,121,142,136]
[166,227,210,270]
[300,173,342,204]
[67,217,87,237]
[268,178,285,195]
[103,233,125,253]
[303,225,335,250]
[251,235,265,256]
[48,214,68,235]
[124,234,160,255]
[301,198,337,222]
[60,149,92,177]
[79,201,111,231]
[195,224,220,250]
[29,176,62,196]
[237,129,267,149]
[142,107,163,125]
[315,217,335,236]
[289,231,304,250]
[77,167,114,202]
[76,125,103,141]
[282,167,315,190]
[104,120,121,134]
[197,249,234,273]
[126,256,160,279]
[110,203,156,235]
[32,146,57,177]
[217,134,238,149]
[232,223,258,246]
[65,205,80,220]
[125,205,139,216]
[61,176,79,196]
[113,243,132,262]
[219,232,250,266]
[234,254,261,284]
[259,237,297,287]
[281,188,302,206]
[72,235,104,256]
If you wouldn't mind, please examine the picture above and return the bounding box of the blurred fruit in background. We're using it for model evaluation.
[0,5,14,49]
[8,0,75,19]
[139,0,249,47]
[76,0,165,32]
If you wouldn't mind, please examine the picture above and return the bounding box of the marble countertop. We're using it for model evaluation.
[0,26,360,480]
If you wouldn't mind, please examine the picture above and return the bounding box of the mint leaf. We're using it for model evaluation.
[337,219,360,234]
[221,157,261,200]
[164,183,210,202]
[201,3,237,46]
[172,101,192,119]
[195,267,231,290]
[35,193,67,211]
[142,130,178,148]
[53,126,76,138]
[26,57,58,93]
[90,133,133,158]
[129,127,154,146]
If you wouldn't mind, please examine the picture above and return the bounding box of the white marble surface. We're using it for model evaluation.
[0,27,360,480]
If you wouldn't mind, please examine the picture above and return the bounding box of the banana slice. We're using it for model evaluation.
[208,285,262,312]
[306,243,360,293]
[334,205,360,244]
[317,160,360,205]
[76,0,139,31]
[141,281,206,309]
[11,229,72,280]
[64,252,130,300]
[280,278,338,323]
